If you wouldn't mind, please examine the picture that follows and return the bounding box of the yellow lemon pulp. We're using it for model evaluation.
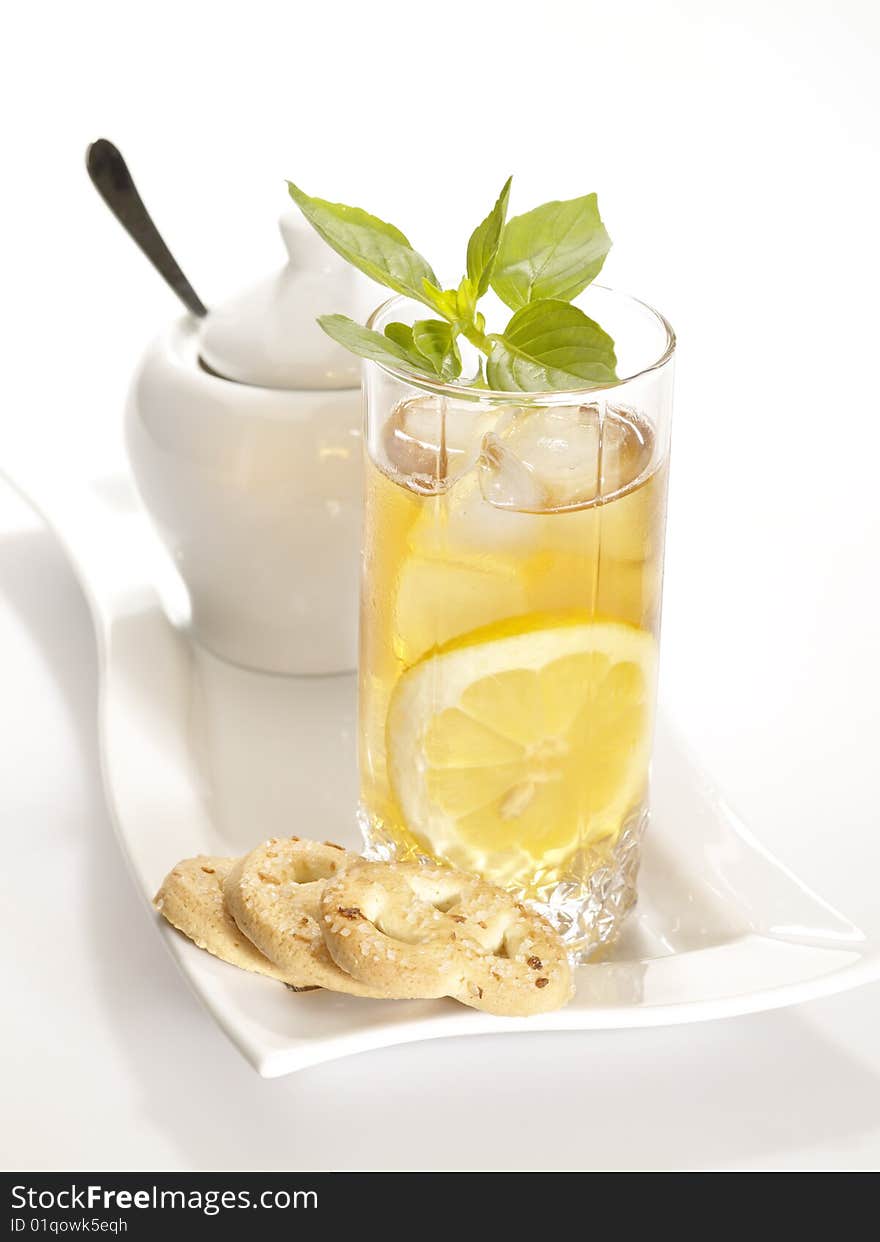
[387,616,656,880]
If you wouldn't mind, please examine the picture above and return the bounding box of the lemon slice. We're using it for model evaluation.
[387,615,656,877]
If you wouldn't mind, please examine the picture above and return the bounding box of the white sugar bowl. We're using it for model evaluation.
[125,211,376,674]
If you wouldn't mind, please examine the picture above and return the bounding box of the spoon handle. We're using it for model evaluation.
[86,138,208,318]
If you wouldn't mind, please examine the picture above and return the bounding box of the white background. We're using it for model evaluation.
[2,0,879,1170]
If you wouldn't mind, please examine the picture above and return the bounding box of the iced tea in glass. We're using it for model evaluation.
[358,286,674,957]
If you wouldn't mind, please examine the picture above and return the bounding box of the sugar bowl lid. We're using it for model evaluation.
[199,210,376,390]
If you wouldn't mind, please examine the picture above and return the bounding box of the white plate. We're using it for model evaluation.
[4,450,879,1078]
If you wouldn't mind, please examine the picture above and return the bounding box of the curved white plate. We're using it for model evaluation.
[4,449,879,1077]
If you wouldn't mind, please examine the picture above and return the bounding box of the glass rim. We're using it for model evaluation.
[365,284,676,403]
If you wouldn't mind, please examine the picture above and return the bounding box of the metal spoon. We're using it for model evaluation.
[85,138,208,318]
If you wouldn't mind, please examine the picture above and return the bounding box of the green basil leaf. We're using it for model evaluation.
[454,276,477,323]
[412,319,462,381]
[288,182,438,307]
[490,193,611,310]
[485,300,618,392]
[318,314,434,376]
[421,279,461,322]
[383,321,436,370]
[466,175,512,297]
[384,321,417,352]
[422,277,479,327]
[385,319,461,378]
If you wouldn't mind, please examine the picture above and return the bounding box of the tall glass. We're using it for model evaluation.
[358,286,674,958]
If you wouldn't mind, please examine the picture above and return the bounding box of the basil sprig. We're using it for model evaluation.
[287,177,617,392]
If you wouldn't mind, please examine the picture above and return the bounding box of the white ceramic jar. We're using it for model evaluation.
[125,212,375,674]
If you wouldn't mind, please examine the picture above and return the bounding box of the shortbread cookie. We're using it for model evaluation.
[223,838,389,997]
[153,855,312,987]
[320,861,573,1016]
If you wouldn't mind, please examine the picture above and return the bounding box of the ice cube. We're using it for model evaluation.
[382,396,492,494]
[478,404,653,512]
[477,429,547,512]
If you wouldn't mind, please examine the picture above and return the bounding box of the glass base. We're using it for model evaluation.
[358,805,647,964]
